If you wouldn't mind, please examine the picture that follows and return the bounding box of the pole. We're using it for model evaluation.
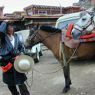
[57,0,62,14]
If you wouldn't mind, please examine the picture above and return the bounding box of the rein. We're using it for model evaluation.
[74,17,94,35]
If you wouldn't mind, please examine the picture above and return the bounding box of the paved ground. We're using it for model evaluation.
[0,49,95,95]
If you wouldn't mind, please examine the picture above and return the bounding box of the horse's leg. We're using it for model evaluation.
[61,43,71,93]
[63,63,71,93]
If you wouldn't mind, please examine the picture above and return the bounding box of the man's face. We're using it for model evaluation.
[7,25,14,35]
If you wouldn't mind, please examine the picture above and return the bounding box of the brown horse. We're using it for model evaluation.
[25,25,95,93]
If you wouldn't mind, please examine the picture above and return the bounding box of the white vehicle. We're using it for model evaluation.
[55,12,81,29]
[27,43,42,63]
[15,29,42,63]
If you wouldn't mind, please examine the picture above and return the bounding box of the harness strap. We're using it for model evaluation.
[66,23,74,38]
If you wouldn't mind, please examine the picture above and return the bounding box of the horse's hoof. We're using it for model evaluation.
[62,86,70,93]
[69,81,72,85]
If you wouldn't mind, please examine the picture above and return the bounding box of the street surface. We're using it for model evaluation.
[0,49,95,95]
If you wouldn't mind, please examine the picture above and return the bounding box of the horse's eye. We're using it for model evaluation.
[82,18,86,21]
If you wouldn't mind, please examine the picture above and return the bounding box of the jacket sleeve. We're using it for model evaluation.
[0,21,7,33]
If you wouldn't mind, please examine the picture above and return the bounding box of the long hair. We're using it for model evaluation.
[0,32,6,47]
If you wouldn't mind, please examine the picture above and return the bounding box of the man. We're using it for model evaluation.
[0,21,30,95]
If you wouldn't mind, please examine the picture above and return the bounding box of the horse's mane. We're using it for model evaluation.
[40,25,61,33]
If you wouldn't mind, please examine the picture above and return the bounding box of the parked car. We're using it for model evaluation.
[26,43,43,63]
[55,12,81,29]
[15,29,43,63]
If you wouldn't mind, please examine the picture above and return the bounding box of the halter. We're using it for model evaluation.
[28,28,59,45]
[73,11,95,35]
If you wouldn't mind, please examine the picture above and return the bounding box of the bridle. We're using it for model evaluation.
[73,11,95,35]
[28,28,60,45]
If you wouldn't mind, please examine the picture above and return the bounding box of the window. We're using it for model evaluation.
[27,11,33,16]
[38,11,47,15]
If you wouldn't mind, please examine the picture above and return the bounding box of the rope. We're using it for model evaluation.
[61,42,80,66]
[25,63,62,88]
[32,64,62,74]
[26,70,34,87]
[26,42,80,87]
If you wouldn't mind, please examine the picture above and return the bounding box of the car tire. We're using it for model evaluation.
[39,50,43,56]
[34,48,40,63]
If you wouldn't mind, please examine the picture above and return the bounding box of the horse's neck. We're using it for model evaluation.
[40,31,61,60]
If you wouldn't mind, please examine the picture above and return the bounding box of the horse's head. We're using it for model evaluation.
[71,10,95,39]
[25,24,40,48]
[25,24,61,48]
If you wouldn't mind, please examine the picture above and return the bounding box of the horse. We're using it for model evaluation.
[71,7,95,39]
[24,24,95,93]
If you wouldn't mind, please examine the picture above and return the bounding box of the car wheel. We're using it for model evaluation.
[39,51,43,56]
[34,48,40,63]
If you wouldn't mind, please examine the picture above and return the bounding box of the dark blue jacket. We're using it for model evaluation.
[0,22,24,59]
[0,21,26,85]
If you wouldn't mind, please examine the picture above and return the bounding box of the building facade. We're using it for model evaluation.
[91,0,95,5]
[13,11,26,18]
[73,0,95,9]
[4,11,26,18]
[24,5,81,16]
[23,5,81,28]
[24,15,62,29]
[1,4,82,30]
[4,13,15,18]
[24,5,63,16]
